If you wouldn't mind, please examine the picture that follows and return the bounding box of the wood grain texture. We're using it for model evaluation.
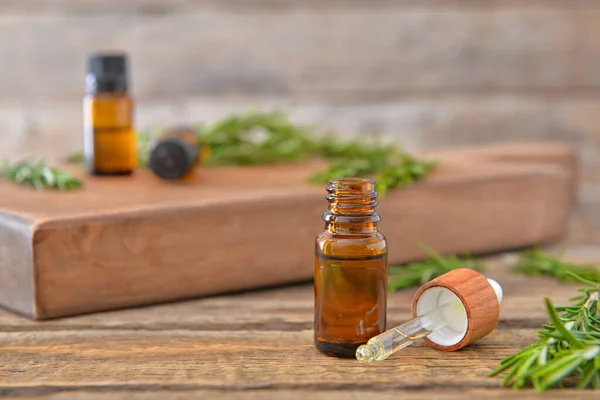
[4,0,600,14]
[0,143,576,320]
[3,7,600,101]
[0,329,551,386]
[0,251,596,398]
[0,252,584,331]
[3,389,599,400]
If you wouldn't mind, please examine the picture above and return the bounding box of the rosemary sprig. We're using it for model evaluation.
[198,110,318,166]
[66,110,437,194]
[387,245,484,292]
[308,148,437,195]
[0,159,83,191]
[490,273,600,391]
[512,247,600,283]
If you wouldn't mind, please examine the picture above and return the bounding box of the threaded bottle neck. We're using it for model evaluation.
[322,177,380,233]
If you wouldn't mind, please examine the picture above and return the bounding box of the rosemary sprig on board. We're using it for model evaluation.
[198,110,318,166]
[387,246,484,292]
[66,110,437,194]
[308,149,437,195]
[512,247,600,283]
[198,111,438,194]
[490,273,600,391]
[0,159,83,191]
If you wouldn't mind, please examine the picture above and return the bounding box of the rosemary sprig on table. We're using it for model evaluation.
[490,273,600,391]
[512,247,600,283]
[0,159,83,191]
[66,110,437,194]
[387,245,600,292]
[387,246,484,292]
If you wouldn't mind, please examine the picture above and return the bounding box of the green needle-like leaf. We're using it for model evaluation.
[513,247,600,283]
[491,268,600,391]
[535,353,584,391]
[387,245,485,292]
[0,159,83,191]
[489,354,522,378]
[577,362,599,389]
[545,298,584,349]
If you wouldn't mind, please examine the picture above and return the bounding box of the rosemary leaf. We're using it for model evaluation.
[577,362,599,389]
[0,159,83,191]
[387,245,485,292]
[512,247,600,283]
[491,274,600,391]
[545,297,584,349]
[533,351,585,391]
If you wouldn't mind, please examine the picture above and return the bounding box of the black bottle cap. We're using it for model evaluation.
[149,138,199,180]
[86,52,129,94]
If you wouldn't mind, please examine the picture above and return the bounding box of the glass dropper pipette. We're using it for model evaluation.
[356,296,463,363]
[356,274,503,363]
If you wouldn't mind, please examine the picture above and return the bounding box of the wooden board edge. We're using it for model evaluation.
[379,164,573,261]
[29,161,575,320]
[31,151,577,230]
[424,142,578,206]
[0,213,37,319]
[31,193,324,320]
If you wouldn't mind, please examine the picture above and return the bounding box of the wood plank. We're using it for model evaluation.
[0,144,576,319]
[3,0,600,15]
[0,328,583,397]
[3,389,599,400]
[0,251,586,331]
[0,329,547,387]
[2,8,600,101]
[0,249,596,398]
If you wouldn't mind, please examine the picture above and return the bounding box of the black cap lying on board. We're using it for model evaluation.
[149,138,199,181]
[86,53,129,94]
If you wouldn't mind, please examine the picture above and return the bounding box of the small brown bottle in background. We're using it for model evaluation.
[148,127,208,181]
[83,53,137,176]
[314,177,388,358]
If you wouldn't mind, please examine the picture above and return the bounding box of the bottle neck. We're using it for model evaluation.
[85,73,128,96]
[325,221,378,235]
[322,177,380,235]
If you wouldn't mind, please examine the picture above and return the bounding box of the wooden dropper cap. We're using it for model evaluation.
[411,268,502,351]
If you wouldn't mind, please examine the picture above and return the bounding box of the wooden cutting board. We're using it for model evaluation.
[0,142,577,320]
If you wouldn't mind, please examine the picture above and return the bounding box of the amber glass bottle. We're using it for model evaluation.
[314,177,388,358]
[148,126,209,181]
[83,53,137,175]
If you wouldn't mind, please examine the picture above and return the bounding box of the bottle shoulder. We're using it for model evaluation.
[84,93,132,103]
[316,230,386,241]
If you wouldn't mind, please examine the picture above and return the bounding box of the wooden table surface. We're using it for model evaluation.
[0,247,598,399]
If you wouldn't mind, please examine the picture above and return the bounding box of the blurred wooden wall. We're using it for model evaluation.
[1,1,600,217]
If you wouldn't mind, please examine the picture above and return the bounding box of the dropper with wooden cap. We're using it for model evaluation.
[355,268,503,363]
